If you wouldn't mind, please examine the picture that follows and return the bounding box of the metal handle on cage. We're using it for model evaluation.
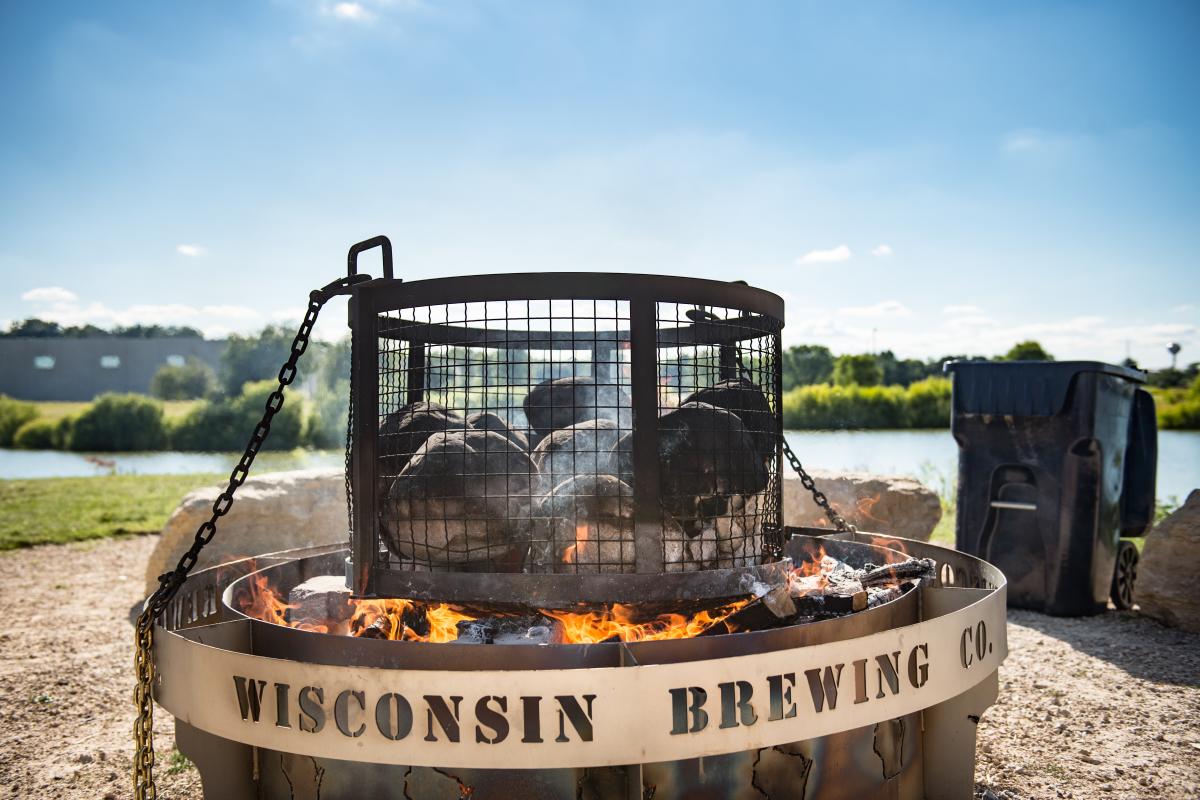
[348,235,394,280]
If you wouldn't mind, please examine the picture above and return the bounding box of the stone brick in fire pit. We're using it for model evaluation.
[1137,489,1200,633]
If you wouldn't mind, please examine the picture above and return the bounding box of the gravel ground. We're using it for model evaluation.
[1,536,1198,799]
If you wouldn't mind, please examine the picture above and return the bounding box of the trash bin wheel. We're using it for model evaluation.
[1110,539,1139,610]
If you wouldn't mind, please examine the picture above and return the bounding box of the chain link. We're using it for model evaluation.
[729,343,857,535]
[132,274,366,800]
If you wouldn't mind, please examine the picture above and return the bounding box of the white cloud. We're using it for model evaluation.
[200,305,259,320]
[797,245,852,265]
[870,244,893,257]
[942,304,984,316]
[176,244,206,257]
[1171,304,1194,314]
[332,2,374,21]
[21,286,79,304]
[837,300,912,319]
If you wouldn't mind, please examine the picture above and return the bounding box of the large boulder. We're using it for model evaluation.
[1137,490,1200,633]
[144,469,346,595]
[783,470,942,542]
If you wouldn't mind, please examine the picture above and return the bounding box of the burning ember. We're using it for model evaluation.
[234,548,935,645]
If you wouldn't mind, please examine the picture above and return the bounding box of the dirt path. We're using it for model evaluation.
[0,536,201,799]
[0,536,1197,799]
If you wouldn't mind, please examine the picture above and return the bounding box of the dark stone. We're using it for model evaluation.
[682,377,775,463]
[522,376,630,446]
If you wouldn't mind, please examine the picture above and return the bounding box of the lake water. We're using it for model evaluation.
[1,430,1197,503]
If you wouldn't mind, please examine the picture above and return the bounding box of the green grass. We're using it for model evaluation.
[0,473,221,550]
[33,399,200,423]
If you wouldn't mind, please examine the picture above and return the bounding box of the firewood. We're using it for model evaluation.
[859,558,936,588]
[453,615,565,645]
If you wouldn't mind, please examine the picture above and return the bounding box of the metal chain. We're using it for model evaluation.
[779,437,857,533]
[132,274,367,800]
[729,341,857,535]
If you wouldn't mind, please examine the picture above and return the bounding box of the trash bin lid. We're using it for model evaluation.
[943,360,1146,416]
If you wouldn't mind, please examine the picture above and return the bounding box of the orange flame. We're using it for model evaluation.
[787,545,840,595]
[235,548,847,644]
[543,600,749,644]
[562,523,590,565]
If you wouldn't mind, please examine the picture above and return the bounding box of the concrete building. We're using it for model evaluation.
[0,338,226,401]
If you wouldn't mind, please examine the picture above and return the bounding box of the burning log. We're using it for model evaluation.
[860,558,937,588]
[286,575,354,634]
[453,615,566,645]
[522,376,630,446]
[381,430,537,568]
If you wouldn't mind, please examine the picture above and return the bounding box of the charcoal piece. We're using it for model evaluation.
[523,377,630,446]
[614,402,767,538]
[859,557,937,587]
[354,616,393,639]
[682,378,775,463]
[382,429,536,568]
[466,411,529,451]
[453,615,565,645]
[379,401,466,476]
[530,419,621,494]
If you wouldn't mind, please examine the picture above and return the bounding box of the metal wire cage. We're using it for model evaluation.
[347,271,784,602]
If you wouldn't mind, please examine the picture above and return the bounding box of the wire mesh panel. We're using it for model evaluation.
[654,303,782,570]
[348,275,784,598]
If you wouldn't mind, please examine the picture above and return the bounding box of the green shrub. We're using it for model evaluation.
[12,418,57,449]
[781,378,953,429]
[304,379,350,449]
[832,354,883,387]
[905,377,953,428]
[1158,397,1200,430]
[0,395,38,447]
[171,380,304,451]
[151,358,216,400]
[69,394,168,451]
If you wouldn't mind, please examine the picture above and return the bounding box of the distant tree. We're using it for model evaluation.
[2,318,62,337]
[1121,357,1141,370]
[111,323,204,339]
[1001,340,1053,361]
[0,318,203,338]
[876,350,939,387]
[782,345,835,389]
[219,325,295,395]
[832,354,883,387]
[151,358,217,400]
[1147,368,1188,389]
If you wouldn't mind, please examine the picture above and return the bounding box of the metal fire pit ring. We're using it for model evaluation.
[151,532,1007,799]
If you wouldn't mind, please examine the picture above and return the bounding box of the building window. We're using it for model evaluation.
[33,355,55,370]
[100,355,121,369]
[166,354,186,367]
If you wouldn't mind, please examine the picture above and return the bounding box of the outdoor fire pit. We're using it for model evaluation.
[143,240,1008,799]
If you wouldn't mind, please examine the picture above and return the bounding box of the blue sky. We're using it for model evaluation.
[1,1,1197,366]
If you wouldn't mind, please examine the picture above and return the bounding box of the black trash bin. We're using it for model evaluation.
[945,360,1157,615]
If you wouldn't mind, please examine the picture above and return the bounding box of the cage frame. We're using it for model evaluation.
[347,271,786,603]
